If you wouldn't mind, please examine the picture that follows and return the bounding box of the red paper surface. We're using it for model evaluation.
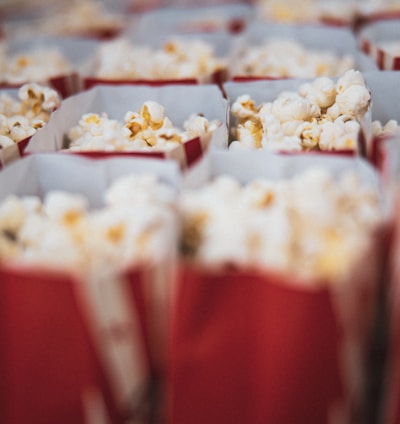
[0,267,121,424]
[167,266,353,424]
[0,266,153,424]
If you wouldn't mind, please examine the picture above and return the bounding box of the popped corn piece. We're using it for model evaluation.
[231,94,260,120]
[44,191,88,225]
[299,77,336,109]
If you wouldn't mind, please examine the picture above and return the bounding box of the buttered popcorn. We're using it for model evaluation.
[0,83,61,148]
[66,101,219,152]
[180,168,383,282]
[0,174,177,273]
[0,48,72,86]
[91,37,226,82]
[230,70,371,152]
[231,38,355,79]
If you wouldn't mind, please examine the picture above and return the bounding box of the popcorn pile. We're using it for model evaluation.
[230,70,371,152]
[231,38,355,79]
[91,37,226,82]
[257,0,357,24]
[0,83,61,149]
[0,48,72,85]
[37,0,126,37]
[372,119,400,138]
[0,174,177,274]
[66,101,219,152]
[257,0,320,23]
[180,168,383,282]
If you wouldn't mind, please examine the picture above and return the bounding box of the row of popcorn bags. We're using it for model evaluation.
[167,149,391,424]
[17,83,228,168]
[0,153,182,424]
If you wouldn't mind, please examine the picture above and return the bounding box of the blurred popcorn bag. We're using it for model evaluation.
[0,37,97,97]
[24,84,228,169]
[360,20,400,70]
[0,154,181,424]
[379,137,400,424]
[168,151,389,424]
[363,71,400,171]
[82,34,230,90]
[228,23,378,81]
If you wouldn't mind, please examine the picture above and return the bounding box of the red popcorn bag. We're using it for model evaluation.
[0,154,181,423]
[359,20,400,70]
[0,266,150,424]
[363,71,400,171]
[223,71,373,156]
[0,84,61,169]
[378,138,400,424]
[167,151,389,424]
[24,84,228,169]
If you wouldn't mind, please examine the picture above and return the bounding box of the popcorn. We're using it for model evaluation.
[90,37,226,82]
[0,174,177,273]
[319,117,360,151]
[230,70,370,152]
[372,119,400,137]
[0,83,61,147]
[327,71,371,120]
[66,101,219,153]
[35,0,126,37]
[0,48,72,85]
[298,77,336,109]
[231,38,355,79]
[257,0,357,24]
[180,168,383,282]
[270,92,318,122]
